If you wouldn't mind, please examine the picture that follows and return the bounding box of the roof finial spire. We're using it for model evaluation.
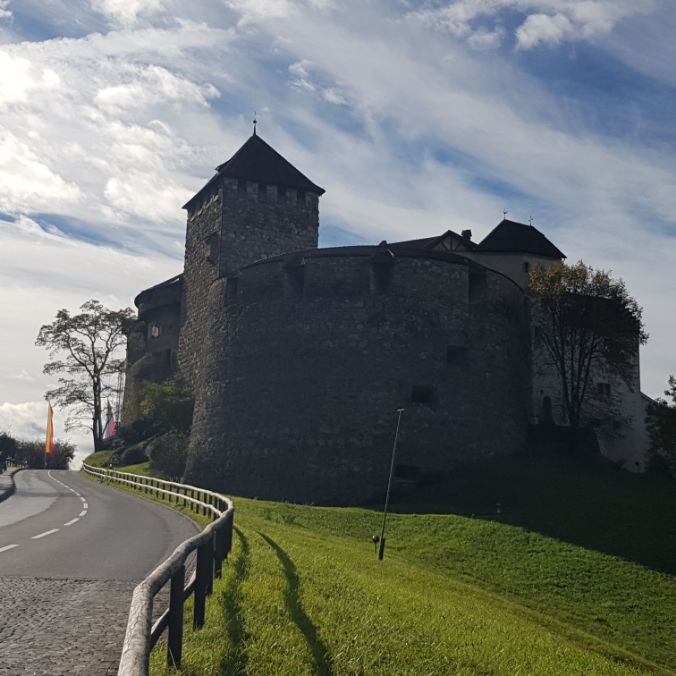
[503,209,508,220]
[529,215,533,226]
[253,111,257,136]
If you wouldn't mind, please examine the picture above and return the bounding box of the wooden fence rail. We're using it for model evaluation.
[81,463,234,676]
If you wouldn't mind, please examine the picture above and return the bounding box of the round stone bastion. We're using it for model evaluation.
[185,245,530,505]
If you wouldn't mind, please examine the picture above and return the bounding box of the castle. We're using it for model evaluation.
[123,131,651,504]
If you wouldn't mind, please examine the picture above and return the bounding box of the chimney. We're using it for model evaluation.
[461,229,472,240]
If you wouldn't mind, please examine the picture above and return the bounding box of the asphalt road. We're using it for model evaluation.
[0,469,198,675]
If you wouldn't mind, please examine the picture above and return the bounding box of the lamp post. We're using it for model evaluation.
[377,408,404,561]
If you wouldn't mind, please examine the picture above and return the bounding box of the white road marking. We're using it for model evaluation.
[0,544,19,553]
[82,502,88,509]
[78,510,87,517]
[64,518,80,527]
[32,528,59,540]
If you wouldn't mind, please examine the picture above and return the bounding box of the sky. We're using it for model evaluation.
[0,0,675,466]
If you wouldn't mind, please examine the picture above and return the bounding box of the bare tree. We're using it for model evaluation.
[36,300,133,450]
[529,261,647,435]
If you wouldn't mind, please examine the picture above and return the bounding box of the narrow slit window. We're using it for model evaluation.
[411,385,437,406]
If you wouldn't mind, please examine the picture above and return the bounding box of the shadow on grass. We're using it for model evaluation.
[258,531,334,676]
[219,526,250,676]
[371,454,676,575]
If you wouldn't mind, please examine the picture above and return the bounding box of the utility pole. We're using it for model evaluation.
[378,408,404,560]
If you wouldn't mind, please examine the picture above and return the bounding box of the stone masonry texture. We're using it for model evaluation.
[184,250,530,505]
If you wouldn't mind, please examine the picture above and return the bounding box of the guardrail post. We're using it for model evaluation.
[193,542,210,629]
[207,532,215,595]
[214,526,225,579]
[225,510,234,557]
[167,564,185,668]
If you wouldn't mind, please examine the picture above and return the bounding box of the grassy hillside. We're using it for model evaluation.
[144,454,675,675]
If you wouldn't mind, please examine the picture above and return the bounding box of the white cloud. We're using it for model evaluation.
[515,12,574,49]
[91,0,166,27]
[103,170,191,222]
[468,27,505,50]
[0,131,81,212]
[410,1,655,50]
[0,0,11,20]
[95,65,219,111]
[0,51,60,106]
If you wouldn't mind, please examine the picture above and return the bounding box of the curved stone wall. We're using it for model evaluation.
[185,247,530,505]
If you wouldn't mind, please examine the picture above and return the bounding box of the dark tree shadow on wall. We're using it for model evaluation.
[219,527,250,676]
[257,531,335,676]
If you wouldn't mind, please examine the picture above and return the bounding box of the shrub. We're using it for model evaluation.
[120,441,150,466]
[147,432,188,481]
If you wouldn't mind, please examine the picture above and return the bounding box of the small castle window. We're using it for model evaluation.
[446,345,465,364]
[597,382,611,397]
[205,233,219,264]
[411,385,437,406]
[258,182,267,198]
[278,186,287,202]
[150,324,161,338]
[297,189,306,204]
[523,261,530,273]
[237,178,247,193]
[469,269,487,300]
[394,464,421,481]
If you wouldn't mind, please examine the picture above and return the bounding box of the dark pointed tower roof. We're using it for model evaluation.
[183,133,325,210]
[478,219,565,258]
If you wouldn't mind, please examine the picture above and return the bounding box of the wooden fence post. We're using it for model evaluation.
[193,542,210,629]
[167,565,185,668]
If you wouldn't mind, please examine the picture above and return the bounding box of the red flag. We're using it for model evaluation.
[103,400,117,439]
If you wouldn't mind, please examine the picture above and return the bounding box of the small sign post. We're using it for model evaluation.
[377,408,404,561]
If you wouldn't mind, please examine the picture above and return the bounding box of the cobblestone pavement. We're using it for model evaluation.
[0,577,134,675]
[0,471,198,675]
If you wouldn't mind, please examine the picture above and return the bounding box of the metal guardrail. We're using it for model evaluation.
[82,463,234,675]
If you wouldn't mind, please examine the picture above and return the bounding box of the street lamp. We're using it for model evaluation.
[375,408,404,561]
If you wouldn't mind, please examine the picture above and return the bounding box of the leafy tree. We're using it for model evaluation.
[36,300,133,451]
[14,439,74,469]
[138,378,194,434]
[529,261,647,435]
[646,376,676,476]
[0,431,19,470]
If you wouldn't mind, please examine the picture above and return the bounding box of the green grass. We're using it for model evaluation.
[82,450,115,467]
[136,454,676,676]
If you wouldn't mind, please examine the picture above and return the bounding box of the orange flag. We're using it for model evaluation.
[45,403,54,455]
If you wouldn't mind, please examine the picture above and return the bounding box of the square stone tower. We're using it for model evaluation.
[178,132,325,389]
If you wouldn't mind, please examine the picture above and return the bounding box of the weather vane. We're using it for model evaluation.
[503,209,508,219]
[253,111,257,136]
[529,215,533,226]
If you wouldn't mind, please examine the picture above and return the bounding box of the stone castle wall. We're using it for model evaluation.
[185,248,530,505]
[122,278,182,425]
[178,176,320,392]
